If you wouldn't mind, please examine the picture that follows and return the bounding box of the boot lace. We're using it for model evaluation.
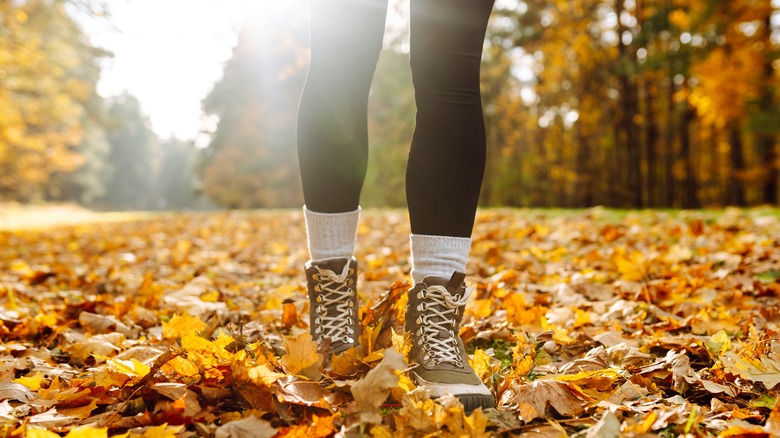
[312,262,356,345]
[414,284,471,367]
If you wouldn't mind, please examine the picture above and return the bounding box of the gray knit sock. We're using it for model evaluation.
[409,234,471,285]
[303,206,360,261]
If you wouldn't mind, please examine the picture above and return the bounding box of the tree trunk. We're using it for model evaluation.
[644,74,659,207]
[759,11,778,205]
[664,74,676,207]
[728,126,746,206]
[680,104,699,208]
[615,0,642,208]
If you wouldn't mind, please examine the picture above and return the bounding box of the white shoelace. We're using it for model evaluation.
[414,284,471,366]
[312,262,356,344]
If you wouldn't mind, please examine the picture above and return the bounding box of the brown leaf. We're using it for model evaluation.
[350,347,406,421]
[502,380,591,423]
[280,332,322,381]
[0,381,33,403]
[78,312,135,337]
[215,415,277,438]
[721,352,780,389]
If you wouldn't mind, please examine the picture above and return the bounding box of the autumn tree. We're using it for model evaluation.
[98,93,159,210]
[0,0,108,202]
[199,4,308,208]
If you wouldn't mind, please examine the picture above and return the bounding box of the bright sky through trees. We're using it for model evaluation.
[80,0,409,141]
[79,0,243,140]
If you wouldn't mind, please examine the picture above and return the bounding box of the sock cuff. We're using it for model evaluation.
[410,234,471,254]
[303,205,361,222]
[409,234,471,285]
[303,205,360,261]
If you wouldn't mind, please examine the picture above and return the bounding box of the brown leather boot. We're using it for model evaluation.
[305,257,360,355]
[405,272,495,412]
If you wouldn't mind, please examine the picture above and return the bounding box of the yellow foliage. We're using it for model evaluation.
[162,313,206,340]
[13,372,44,391]
[280,332,322,380]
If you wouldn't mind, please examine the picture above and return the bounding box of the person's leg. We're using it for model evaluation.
[297,0,388,354]
[406,0,493,286]
[405,0,495,411]
[298,0,388,215]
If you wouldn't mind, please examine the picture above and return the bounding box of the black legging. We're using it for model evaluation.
[297,0,494,237]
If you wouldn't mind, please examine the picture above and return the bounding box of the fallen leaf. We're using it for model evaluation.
[0,381,33,403]
[161,313,206,340]
[13,371,44,391]
[58,399,99,419]
[721,352,780,389]
[215,415,277,438]
[78,312,135,337]
[281,332,322,381]
[503,380,592,423]
[350,347,406,423]
[248,363,285,387]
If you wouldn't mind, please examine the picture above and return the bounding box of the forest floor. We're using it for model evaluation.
[1,207,779,437]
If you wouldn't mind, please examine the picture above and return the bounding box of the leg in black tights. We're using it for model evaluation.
[297,0,388,213]
[406,0,495,237]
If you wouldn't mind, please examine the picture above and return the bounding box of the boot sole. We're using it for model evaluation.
[458,393,496,413]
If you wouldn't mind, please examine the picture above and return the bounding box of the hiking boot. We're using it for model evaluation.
[305,257,360,355]
[405,272,495,412]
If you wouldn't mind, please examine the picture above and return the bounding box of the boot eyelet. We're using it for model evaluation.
[314,285,321,292]
[316,295,322,303]
[417,303,427,312]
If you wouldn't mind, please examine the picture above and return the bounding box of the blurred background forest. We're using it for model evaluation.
[1,0,779,210]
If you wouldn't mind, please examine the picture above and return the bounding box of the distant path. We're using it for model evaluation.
[0,203,151,231]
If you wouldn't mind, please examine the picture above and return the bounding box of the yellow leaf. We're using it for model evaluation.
[541,317,575,345]
[248,363,285,387]
[213,330,236,350]
[199,290,220,302]
[34,313,58,328]
[465,408,489,435]
[59,399,99,419]
[280,332,322,380]
[469,349,493,383]
[26,428,60,438]
[706,330,732,357]
[162,313,206,340]
[572,308,591,329]
[126,423,183,438]
[614,250,647,281]
[391,329,408,358]
[93,370,130,388]
[14,372,44,391]
[109,358,150,377]
[165,356,200,377]
[370,425,392,438]
[552,368,623,390]
[466,299,492,318]
[359,322,383,356]
[329,347,362,377]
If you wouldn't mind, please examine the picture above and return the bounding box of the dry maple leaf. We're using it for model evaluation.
[503,380,593,423]
[214,415,277,438]
[280,332,322,381]
[350,347,406,424]
[721,352,780,390]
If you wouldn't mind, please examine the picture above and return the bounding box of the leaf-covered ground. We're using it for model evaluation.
[1,207,779,437]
